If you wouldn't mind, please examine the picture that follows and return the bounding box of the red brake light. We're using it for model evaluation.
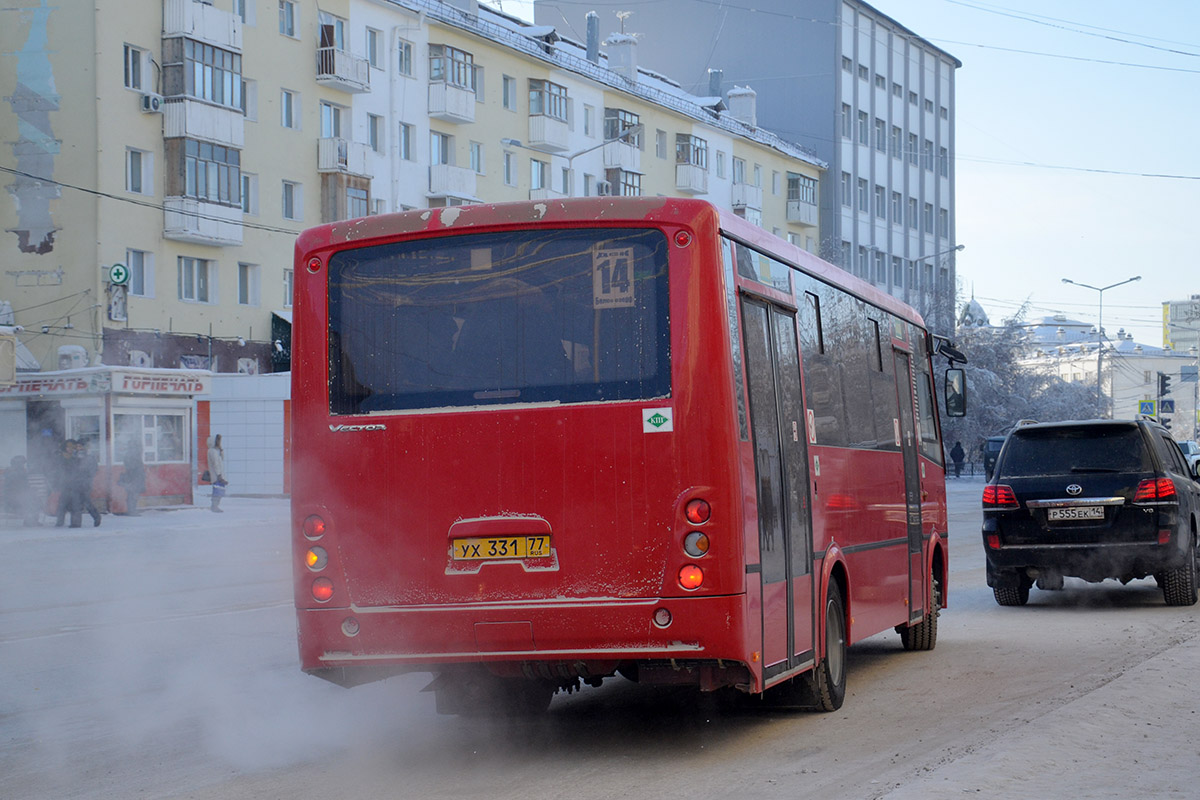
[303,514,327,539]
[678,565,704,590]
[311,577,334,602]
[1134,478,1176,502]
[983,485,1019,509]
[685,499,711,524]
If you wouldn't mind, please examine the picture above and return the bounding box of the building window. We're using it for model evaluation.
[397,39,413,76]
[126,249,153,297]
[241,78,257,120]
[181,39,242,110]
[470,141,483,173]
[238,262,261,306]
[604,108,642,147]
[890,191,901,223]
[125,148,152,195]
[368,114,383,152]
[178,256,214,303]
[531,158,548,190]
[940,106,949,119]
[124,45,145,90]
[787,173,815,204]
[753,164,763,188]
[874,251,886,284]
[874,185,886,218]
[892,256,903,287]
[772,171,781,195]
[430,44,475,90]
[938,208,950,239]
[857,65,868,80]
[874,118,887,151]
[676,134,707,168]
[938,146,949,177]
[605,169,642,196]
[856,178,868,212]
[874,74,885,89]
[908,198,918,229]
[841,56,852,71]
[892,82,902,98]
[840,103,852,139]
[233,0,249,24]
[924,99,934,113]
[241,172,258,215]
[366,28,380,68]
[318,11,346,51]
[529,79,569,121]
[503,152,515,185]
[583,104,594,136]
[908,90,918,105]
[907,133,918,165]
[857,111,868,144]
[502,75,517,110]
[281,89,298,128]
[320,101,342,138]
[560,166,570,195]
[732,157,745,185]
[890,125,901,157]
[840,172,851,206]
[715,151,726,179]
[398,122,413,160]
[922,139,934,170]
[347,186,369,218]
[282,180,302,221]
[283,268,294,307]
[279,0,296,37]
[430,131,451,165]
[923,202,934,233]
[856,246,867,276]
[182,139,240,207]
[655,130,667,159]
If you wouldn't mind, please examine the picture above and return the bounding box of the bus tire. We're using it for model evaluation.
[899,574,939,651]
[807,585,847,712]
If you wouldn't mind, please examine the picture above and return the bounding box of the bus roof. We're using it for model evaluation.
[296,197,929,332]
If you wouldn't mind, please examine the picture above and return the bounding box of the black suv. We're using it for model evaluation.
[982,418,1200,606]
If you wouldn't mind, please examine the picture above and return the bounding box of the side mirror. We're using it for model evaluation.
[945,368,966,417]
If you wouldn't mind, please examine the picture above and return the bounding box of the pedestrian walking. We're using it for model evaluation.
[206,433,227,513]
[950,440,965,479]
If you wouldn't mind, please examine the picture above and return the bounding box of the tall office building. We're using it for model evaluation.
[536,0,961,334]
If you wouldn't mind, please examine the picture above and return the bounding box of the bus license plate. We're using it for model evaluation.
[1047,506,1104,521]
[452,536,551,560]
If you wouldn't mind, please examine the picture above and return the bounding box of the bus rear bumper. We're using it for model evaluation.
[297,593,750,686]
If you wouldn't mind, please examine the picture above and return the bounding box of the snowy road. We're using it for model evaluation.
[2,481,1197,799]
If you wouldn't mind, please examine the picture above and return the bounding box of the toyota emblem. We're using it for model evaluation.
[1066,484,1082,496]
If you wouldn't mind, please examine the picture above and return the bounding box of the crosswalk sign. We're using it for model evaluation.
[1161,399,1176,414]
[1139,400,1155,416]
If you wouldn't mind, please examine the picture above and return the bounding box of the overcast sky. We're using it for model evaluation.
[494,0,1200,346]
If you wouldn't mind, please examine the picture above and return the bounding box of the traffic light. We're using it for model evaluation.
[1158,371,1172,398]
[1162,417,1172,430]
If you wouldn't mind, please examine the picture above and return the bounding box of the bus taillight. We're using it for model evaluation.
[685,498,711,524]
[678,565,704,590]
[312,577,334,602]
[303,514,327,539]
[683,531,709,557]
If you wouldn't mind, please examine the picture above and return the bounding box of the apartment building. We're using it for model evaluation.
[536,0,961,335]
[0,0,825,379]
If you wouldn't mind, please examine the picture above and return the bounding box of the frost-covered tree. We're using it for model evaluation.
[940,304,1101,463]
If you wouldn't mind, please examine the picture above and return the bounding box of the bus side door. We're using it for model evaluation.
[741,298,815,676]
[893,349,926,624]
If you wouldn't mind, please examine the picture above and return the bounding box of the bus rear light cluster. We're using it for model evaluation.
[983,485,1019,509]
[311,577,334,602]
[679,496,711,588]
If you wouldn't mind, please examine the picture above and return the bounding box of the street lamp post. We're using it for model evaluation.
[909,243,964,333]
[1061,275,1141,417]
[501,124,644,194]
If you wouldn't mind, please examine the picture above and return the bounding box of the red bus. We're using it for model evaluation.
[291,198,957,714]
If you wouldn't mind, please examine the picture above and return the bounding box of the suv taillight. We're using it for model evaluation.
[1134,478,1177,503]
[983,484,1019,509]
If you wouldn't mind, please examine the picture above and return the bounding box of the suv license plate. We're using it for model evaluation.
[1048,506,1104,521]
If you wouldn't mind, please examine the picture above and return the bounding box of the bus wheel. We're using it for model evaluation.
[899,574,939,651]
[807,586,847,712]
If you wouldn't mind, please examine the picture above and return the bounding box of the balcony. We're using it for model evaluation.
[428,164,477,201]
[163,0,241,50]
[318,138,371,178]
[526,115,569,153]
[602,140,640,172]
[163,98,244,149]
[428,82,475,124]
[529,187,568,201]
[163,197,243,246]
[675,163,708,195]
[316,47,370,94]
[787,199,818,227]
[731,182,762,212]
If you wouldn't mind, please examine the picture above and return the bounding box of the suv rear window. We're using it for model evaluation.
[998,425,1151,477]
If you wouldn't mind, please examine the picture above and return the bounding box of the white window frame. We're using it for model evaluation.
[469,141,484,174]
[125,147,153,195]
[283,268,294,307]
[126,248,154,298]
[282,180,302,221]
[397,39,413,76]
[503,152,515,186]
[124,44,147,91]
[368,114,383,153]
[281,89,298,129]
[178,256,215,304]
[237,262,261,306]
[399,122,414,160]
[366,28,381,69]
[278,0,297,38]
[502,75,517,111]
[241,172,258,215]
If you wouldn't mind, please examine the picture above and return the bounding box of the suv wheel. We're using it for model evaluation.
[994,582,1030,607]
[1161,538,1198,607]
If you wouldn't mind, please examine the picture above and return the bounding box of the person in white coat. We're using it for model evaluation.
[206,434,226,513]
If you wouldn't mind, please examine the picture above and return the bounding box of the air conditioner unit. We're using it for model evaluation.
[140,92,163,113]
[595,180,613,196]
[129,350,152,368]
[58,345,88,370]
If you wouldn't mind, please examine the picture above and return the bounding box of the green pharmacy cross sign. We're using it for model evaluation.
[108,263,129,285]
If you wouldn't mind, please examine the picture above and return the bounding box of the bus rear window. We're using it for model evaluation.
[328,227,670,414]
